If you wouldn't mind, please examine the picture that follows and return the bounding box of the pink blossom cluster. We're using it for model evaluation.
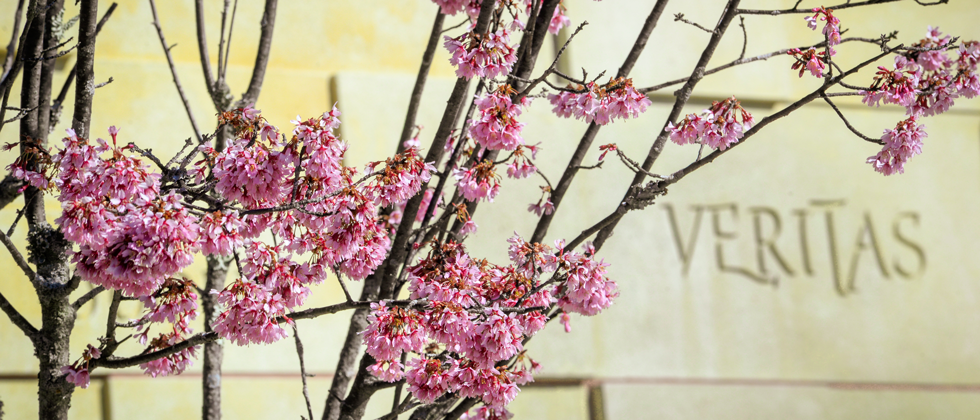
[666,96,755,151]
[212,279,290,346]
[862,66,920,108]
[787,47,832,78]
[804,7,840,48]
[444,29,518,80]
[867,116,926,176]
[139,332,199,378]
[364,146,436,207]
[548,77,651,125]
[554,242,618,316]
[454,160,501,202]
[361,236,615,409]
[863,27,980,116]
[199,210,245,256]
[209,134,294,208]
[75,192,200,297]
[132,278,201,377]
[469,87,531,151]
[505,145,537,179]
[461,406,514,420]
[856,28,980,174]
[60,345,101,389]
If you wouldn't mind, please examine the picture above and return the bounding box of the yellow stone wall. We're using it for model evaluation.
[2,1,980,419]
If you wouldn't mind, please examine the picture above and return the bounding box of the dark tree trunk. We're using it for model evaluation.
[202,255,230,420]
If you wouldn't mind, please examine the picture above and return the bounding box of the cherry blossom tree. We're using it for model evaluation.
[0,0,967,419]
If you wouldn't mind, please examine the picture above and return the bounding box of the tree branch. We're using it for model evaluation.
[92,331,219,370]
[194,0,218,102]
[592,0,742,249]
[71,0,99,138]
[738,0,904,15]
[148,0,203,143]
[821,93,883,144]
[71,285,104,310]
[48,3,117,135]
[292,323,315,420]
[396,8,446,155]
[530,0,670,244]
[1,0,28,80]
[0,228,34,281]
[0,289,38,339]
[238,0,278,106]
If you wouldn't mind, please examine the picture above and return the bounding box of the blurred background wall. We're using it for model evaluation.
[2,1,980,419]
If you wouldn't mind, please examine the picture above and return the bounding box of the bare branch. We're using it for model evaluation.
[239,0,278,106]
[639,36,891,93]
[738,0,903,15]
[71,0,99,138]
[0,228,34,281]
[531,0,670,244]
[0,289,38,339]
[71,285,105,310]
[674,13,712,33]
[0,0,27,79]
[148,0,203,143]
[821,93,883,144]
[291,323,315,420]
[48,3,118,134]
[194,0,217,102]
[397,9,446,155]
[220,0,239,86]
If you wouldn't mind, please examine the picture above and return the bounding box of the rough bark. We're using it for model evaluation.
[201,255,229,420]
[71,0,99,139]
[29,225,76,420]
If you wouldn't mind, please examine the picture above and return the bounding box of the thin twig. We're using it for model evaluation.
[0,228,34,281]
[674,13,712,33]
[292,323,315,420]
[0,289,38,339]
[821,93,883,144]
[332,266,354,303]
[149,0,203,143]
[72,285,105,310]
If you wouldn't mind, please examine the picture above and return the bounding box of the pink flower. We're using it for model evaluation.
[199,210,245,256]
[432,0,469,15]
[460,219,479,236]
[787,47,830,78]
[454,161,501,203]
[806,7,840,48]
[60,365,91,389]
[368,359,405,382]
[212,279,289,345]
[469,87,530,152]
[548,77,650,125]
[666,97,753,151]
[461,407,514,420]
[365,146,435,207]
[462,308,524,368]
[556,243,618,316]
[361,302,428,361]
[527,199,554,217]
[406,357,458,403]
[867,116,926,175]
[548,5,570,34]
[139,333,199,377]
[862,67,919,108]
[77,193,201,297]
[445,29,518,80]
